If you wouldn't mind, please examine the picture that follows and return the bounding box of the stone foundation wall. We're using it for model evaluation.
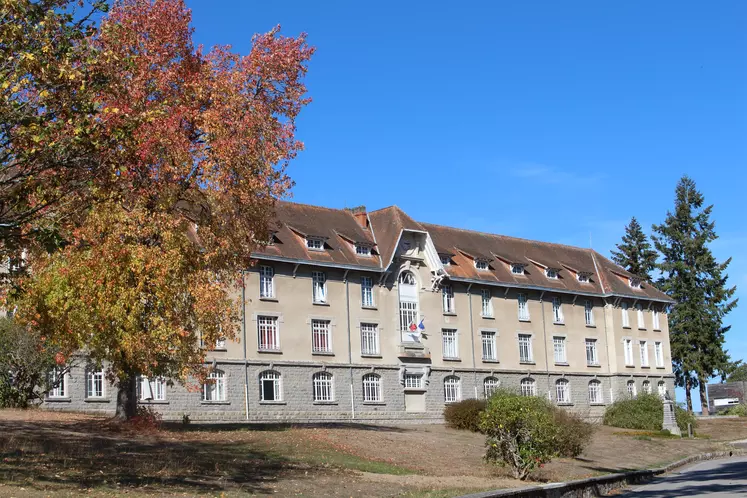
[42,361,676,423]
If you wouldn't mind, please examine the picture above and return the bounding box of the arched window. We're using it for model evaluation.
[642,380,652,394]
[398,270,419,342]
[444,375,461,403]
[484,377,500,398]
[520,378,536,397]
[588,380,602,404]
[203,369,226,401]
[626,380,637,398]
[362,373,382,402]
[555,379,570,404]
[312,372,334,402]
[657,381,667,398]
[259,370,282,402]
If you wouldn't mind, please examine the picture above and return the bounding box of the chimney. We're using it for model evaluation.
[346,205,368,229]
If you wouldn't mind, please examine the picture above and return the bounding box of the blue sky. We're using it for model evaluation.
[186,1,746,401]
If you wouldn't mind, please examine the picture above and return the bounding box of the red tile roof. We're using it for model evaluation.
[252,201,671,302]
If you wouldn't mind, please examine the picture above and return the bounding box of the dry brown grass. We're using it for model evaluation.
[0,409,745,497]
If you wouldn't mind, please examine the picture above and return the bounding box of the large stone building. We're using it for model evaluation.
[44,201,675,422]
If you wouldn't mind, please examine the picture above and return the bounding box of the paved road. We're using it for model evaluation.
[622,456,747,497]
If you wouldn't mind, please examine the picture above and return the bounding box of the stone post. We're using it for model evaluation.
[662,397,682,436]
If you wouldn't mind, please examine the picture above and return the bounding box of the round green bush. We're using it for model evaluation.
[479,389,593,480]
[603,393,665,431]
[444,398,486,432]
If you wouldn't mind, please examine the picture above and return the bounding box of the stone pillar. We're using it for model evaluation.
[662,398,681,436]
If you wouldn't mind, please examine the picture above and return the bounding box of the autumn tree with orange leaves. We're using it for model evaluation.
[6,0,313,419]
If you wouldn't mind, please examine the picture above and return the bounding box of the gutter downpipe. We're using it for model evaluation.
[539,291,551,400]
[242,270,249,421]
[345,275,355,419]
[466,283,477,398]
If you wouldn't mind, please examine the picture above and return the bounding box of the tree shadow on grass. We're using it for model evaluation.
[164,421,412,433]
[0,418,299,494]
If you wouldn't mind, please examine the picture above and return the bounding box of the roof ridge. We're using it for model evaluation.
[368,205,400,214]
[418,221,594,253]
[277,199,357,215]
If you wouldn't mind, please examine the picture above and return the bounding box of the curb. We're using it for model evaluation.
[456,449,746,498]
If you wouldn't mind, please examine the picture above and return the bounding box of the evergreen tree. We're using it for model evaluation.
[652,176,738,414]
[611,217,658,281]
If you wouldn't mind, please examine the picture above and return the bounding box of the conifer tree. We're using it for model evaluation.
[611,217,658,281]
[652,176,738,414]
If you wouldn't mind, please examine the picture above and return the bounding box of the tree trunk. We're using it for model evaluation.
[114,374,137,421]
[698,378,710,415]
[685,377,693,412]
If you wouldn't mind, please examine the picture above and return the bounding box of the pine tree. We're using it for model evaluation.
[652,176,738,414]
[611,217,658,281]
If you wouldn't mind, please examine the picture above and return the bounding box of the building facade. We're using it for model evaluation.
[44,202,675,422]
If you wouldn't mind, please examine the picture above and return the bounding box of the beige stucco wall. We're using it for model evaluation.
[210,255,672,380]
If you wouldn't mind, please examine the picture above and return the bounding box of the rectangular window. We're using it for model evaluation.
[257,315,280,351]
[511,264,524,275]
[517,293,530,321]
[589,382,602,404]
[48,368,67,398]
[585,339,599,366]
[624,338,634,366]
[312,319,332,353]
[312,271,327,303]
[87,370,105,398]
[636,303,645,329]
[361,276,374,307]
[442,329,459,359]
[362,375,382,402]
[481,331,497,361]
[655,341,664,367]
[399,301,418,334]
[518,334,533,363]
[553,336,567,364]
[552,297,564,323]
[138,377,166,401]
[440,254,451,266]
[640,340,649,367]
[481,289,493,317]
[360,323,379,356]
[259,266,274,298]
[652,309,661,330]
[621,302,630,328]
[306,237,324,250]
[577,273,590,283]
[584,300,595,326]
[313,373,334,402]
[442,285,455,313]
[546,268,558,279]
[404,373,423,389]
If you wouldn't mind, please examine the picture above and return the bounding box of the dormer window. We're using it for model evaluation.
[511,264,525,275]
[577,273,591,283]
[440,255,451,266]
[306,237,324,251]
[355,244,372,256]
[545,268,558,279]
[475,260,489,271]
[629,278,642,289]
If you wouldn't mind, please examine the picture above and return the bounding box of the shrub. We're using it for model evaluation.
[675,405,698,432]
[129,405,163,431]
[720,404,747,417]
[444,399,486,432]
[480,389,559,480]
[603,393,664,431]
[552,406,595,458]
[0,318,61,408]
